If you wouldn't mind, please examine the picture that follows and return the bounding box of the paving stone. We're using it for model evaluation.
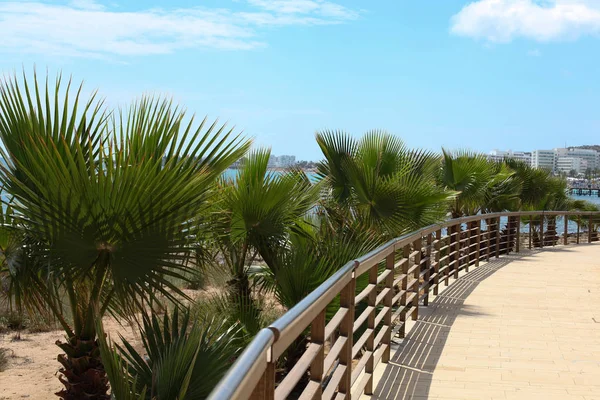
[365,247,600,400]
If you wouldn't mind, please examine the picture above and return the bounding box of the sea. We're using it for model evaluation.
[570,194,600,207]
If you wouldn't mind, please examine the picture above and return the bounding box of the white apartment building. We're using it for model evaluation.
[491,147,600,175]
[268,155,278,168]
[277,155,296,167]
[554,148,598,171]
[531,150,556,171]
[268,155,297,168]
[556,157,588,175]
[488,149,532,165]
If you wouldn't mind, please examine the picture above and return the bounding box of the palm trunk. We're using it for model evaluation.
[231,240,254,306]
[55,336,109,399]
[544,216,558,246]
[56,268,110,399]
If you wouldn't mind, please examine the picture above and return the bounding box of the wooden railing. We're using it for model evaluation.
[208,211,600,400]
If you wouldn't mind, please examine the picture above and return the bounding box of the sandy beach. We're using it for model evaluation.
[0,318,141,400]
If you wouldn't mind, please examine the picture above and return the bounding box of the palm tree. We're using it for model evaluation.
[507,160,571,246]
[316,130,452,237]
[0,72,250,398]
[203,149,320,338]
[247,215,380,386]
[438,150,513,217]
[98,307,243,400]
[481,161,521,213]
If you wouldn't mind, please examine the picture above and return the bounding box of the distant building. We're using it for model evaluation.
[488,149,531,165]
[555,148,598,171]
[277,155,296,167]
[531,150,556,172]
[556,157,587,175]
[268,155,278,168]
[267,155,297,168]
[491,147,600,175]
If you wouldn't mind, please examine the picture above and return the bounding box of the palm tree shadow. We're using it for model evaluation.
[370,250,553,399]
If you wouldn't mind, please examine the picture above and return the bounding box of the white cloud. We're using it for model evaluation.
[247,0,359,19]
[528,48,542,56]
[0,0,359,58]
[450,0,600,42]
[69,0,105,11]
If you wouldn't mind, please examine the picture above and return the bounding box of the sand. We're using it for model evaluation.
[0,318,141,400]
[0,285,282,399]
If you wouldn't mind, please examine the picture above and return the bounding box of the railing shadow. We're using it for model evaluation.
[370,250,544,400]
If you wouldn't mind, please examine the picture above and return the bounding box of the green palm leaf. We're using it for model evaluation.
[0,71,251,397]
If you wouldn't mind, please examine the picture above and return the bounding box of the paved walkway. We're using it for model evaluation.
[368,246,600,400]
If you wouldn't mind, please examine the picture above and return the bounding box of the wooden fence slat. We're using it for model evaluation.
[337,271,355,400]
[453,225,460,279]
[400,245,410,338]
[364,262,378,395]
[309,310,326,399]
[466,224,471,272]
[486,221,491,261]
[250,360,275,400]
[495,216,500,258]
[383,252,394,363]
[424,233,432,306]
[434,229,441,295]
[516,216,520,253]
[413,237,422,320]
[529,215,533,250]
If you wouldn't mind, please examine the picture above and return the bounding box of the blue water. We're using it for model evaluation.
[570,194,600,206]
[223,168,319,181]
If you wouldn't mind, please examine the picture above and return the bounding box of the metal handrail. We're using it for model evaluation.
[208,210,600,400]
[209,329,276,399]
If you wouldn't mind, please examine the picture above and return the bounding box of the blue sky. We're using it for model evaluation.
[1,0,600,160]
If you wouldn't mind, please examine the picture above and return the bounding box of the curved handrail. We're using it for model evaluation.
[209,328,275,400]
[208,210,600,400]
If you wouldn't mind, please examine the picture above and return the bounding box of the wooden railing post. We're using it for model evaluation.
[563,214,569,245]
[365,263,378,395]
[250,355,275,400]
[506,217,512,255]
[309,310,326,398]
[486,219,491,262]
[540,214,545,249]
[453,224,460,279]
[589,215,593,243]
[424,233,432,306]
[445,235,451,286]
[382,253,394,364]
[466,223,471,272]
[400,245,410,339]
[515,216,520,253]
[577,215,581,244]
[529,215,533,250]
[475,219,481,266]
[495,216,500,258]
[398,244,410,338]
[338,269,356,400]
[434,229,441,295]
[413,237,422,320]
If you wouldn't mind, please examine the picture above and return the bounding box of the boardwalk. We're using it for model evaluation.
[368,246,600,400]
